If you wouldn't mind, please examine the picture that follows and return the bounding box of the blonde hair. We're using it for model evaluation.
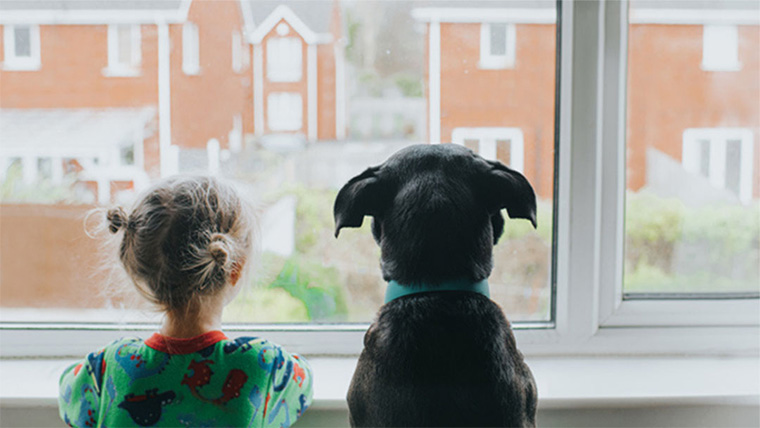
[105,176,255,312]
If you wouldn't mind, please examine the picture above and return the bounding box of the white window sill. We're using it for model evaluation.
[2,62,41,71]
[183,66,201,76]
[478,59,515,70]
[701,62,742,72]
[2,356,757,410]
[101,67,141,77]
[268,75,302,83]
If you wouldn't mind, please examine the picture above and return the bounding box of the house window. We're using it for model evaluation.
[479,23,516,69]
[681,128,754,203]
[183,22,200,75]
[3,25,40,70]
[106,24,141,75]
[267,37,302,82]
[702,25,741,71]
[267,92,302,131]
[451,127,524,172]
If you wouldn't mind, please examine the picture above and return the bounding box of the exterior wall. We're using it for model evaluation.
[170,0,250,150]
[0,204,109,308]
[627,24,760,198]
[436,22,557,199]
[317,42,337,140]
[0,24,158,108]
[260,19,309,135]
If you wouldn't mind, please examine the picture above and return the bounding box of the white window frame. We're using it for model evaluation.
[266,36,302,82]
[1,1,757,359]
[451,127,524,172]
[702,24,741,72]
[682,128,754,204]
[231,30,246,73]
[182,22,200,75]
[3,25,41,71]
[479,22,516,69]
[105,24,141,77]
[267,92,303,131]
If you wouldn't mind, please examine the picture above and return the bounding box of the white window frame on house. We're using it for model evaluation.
[702,24,741,72]
[266,36,302,82]
[231,30,247,73]
[105,24,141,77]
[0,1,757,359]
[682,128,754,204]
[451,127,524,172]
[479,22,516,69]
[2,24,41,71]
[267,92,303,132]
[182,22,200,75]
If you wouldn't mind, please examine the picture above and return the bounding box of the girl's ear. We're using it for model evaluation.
[230,262,243,286]
[333,166,391,237]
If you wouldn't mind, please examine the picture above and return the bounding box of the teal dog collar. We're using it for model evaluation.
[384,279,490,304]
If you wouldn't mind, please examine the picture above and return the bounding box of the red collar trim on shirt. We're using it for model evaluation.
[145,330,228,355]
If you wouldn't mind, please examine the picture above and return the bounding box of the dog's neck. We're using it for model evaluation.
[384,279,490,304]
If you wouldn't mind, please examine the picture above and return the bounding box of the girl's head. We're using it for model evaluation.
[106,176,255,312]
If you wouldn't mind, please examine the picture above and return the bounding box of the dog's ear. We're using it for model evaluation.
[480,160,537,229]
[334,166,389,237]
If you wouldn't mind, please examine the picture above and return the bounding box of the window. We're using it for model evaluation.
[183,22,200,75]
[3,25,40,70]
[1,1,757,360]
[451,127,524,172]
[479,23,516,69]
[231,30,247,73]
[267,37,302,82]
[106,24,141,75]
[702,25,740,71]
[267,92,302,131]
[682,129,753,203]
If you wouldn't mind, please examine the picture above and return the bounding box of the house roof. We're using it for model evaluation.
[0,0,191,24]
[0,108,155,158]
[247,0,333,34]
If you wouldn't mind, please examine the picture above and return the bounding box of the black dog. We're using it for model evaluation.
[334,144,538,427]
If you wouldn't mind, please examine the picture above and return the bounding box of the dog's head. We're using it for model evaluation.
[334,144,536,285]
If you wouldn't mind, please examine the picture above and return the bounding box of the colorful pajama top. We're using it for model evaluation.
[58,331,313,427]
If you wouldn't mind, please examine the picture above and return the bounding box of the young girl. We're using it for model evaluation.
[59,176,313,427]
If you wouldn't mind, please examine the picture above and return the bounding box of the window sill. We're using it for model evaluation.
[701,62,742,72]
[2,356,757,410]
[478,58,515,70]
[2,62,41,71]
[101,67,142,77]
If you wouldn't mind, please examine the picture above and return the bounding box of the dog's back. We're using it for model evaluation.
[348,292,536,427]
[335,144,538,427]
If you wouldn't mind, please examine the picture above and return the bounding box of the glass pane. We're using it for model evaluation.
[13,26,31,57]
[625,1,760,295]
[0,0,556,324]
[118,25,132,65]
[489,23,507,56]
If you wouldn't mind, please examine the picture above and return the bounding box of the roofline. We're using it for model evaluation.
[629,9,760,25]
[0,10,188,25]
[247,4,332,45]
[411,8,556,24]
[238,0,255,37]
[411,7,760,26]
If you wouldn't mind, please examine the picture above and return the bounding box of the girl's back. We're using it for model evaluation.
[60,333,310,427]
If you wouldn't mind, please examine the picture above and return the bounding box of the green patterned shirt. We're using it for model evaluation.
[58,331,313,427]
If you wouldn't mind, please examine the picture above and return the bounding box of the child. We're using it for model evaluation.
[59,176,313,427]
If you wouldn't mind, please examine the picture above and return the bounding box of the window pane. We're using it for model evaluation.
[490,23,507,56]
[625,2,760,295]
[13,26,32,57]
[0,0,556,324]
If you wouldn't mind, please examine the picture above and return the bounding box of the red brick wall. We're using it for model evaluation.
[0,24,158,108]
[317,42,337,140]
[437,23,557,199]
[627,24,760,197]
[0,204,108,308]
[170,0,249,149]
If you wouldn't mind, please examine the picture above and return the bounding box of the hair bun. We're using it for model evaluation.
[208,233,232,268]
[106,207,128,234]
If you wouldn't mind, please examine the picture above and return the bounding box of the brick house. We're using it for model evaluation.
[413,1,760,203]
[0,0,345,203]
